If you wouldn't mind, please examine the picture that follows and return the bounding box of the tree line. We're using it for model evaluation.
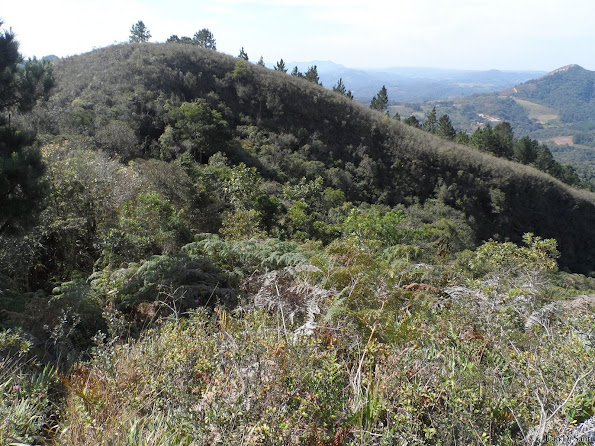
[365,83,588,189]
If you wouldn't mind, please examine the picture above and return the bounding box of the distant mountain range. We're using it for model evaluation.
[280,60,545,102]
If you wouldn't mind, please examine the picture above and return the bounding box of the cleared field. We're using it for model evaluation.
[548,136,574,145]
[513,97,559,123]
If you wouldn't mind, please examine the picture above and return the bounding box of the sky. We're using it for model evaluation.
[3,0,595,71]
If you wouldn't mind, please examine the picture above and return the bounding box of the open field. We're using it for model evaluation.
[512,98,559,124]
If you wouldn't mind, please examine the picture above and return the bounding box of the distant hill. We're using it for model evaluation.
[408,65,595,163]
[281,60,544,102]
[510,64,595,123]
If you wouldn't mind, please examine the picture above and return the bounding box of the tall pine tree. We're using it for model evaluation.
[437,114,456,140]
[193,29,216,49]
[238,47,249,60]
[0,21,50,235]
[305,65,321,85]
[333,78,353,100]
[370,85,388,112]
[129,21,151,43]
[274,59,287,73]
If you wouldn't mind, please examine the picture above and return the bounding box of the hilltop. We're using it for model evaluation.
[510,64,595,123]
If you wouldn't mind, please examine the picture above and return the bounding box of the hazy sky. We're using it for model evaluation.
[3,0,595,71]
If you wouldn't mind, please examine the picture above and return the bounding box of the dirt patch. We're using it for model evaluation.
[548,136,573,145]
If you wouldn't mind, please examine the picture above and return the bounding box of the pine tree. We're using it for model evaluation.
[291,66,303,77]
[333,78,353,100]
[274,59,287,73]
[455,131,470,145]
[404,115,420,128]
[257,56,265,67]
[437,114,456,140]
[305,65,321,85]
[423,107,437,133]
[129,20,151,43]
[193,28,216,50]
[514,135,539,164]
[0,22,49,235]
[493,122,514,159]
[238,47,249,60]
[370,85,388,112]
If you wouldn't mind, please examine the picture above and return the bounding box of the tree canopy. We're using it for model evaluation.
[274,58,287,73]
[370,85,388,112]
[304,65,321,85]
[333,78,353,100]
[129,20,151,43]
[193,28,216,50]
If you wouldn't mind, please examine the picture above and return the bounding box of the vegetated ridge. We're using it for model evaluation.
[3,39,595,445]
[30,43,595,272]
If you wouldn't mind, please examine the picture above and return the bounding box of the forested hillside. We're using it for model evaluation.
[415,65,595,162]
[19,43,595,272]
[2,41,595,445]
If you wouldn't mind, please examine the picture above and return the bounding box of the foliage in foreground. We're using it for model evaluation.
[2,232,593,445]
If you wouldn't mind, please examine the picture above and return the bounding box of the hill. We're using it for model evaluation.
[20,44,595,273]
[3,42,595,445]
[511,64,595,123]
[416,65,595,161]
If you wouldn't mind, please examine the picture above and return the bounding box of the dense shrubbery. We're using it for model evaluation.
[7,232,587,445]
[1,43,595,445]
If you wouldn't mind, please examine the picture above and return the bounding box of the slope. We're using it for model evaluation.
[31,43,595,272]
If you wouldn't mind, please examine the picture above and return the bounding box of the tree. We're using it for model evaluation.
[403,115,420,128]
[193,28,216,50]
[471,124,513,159]
[437,114,456,140]
[257,56,265,67]
[370,85,388,112]
[422,107,437,133]
[274,59,287,73]
[238,47,249,61]
[0,23,21,110]
[455,131,470,145]
[513,135,538,164]
[305,65,321,85]
[333,78,353,100]
[493,122,514,159]
[129,20,151,43]
[0,21,50,235]
[159,101,231,163]
[167,35,194,44]
[291,66,303,78]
